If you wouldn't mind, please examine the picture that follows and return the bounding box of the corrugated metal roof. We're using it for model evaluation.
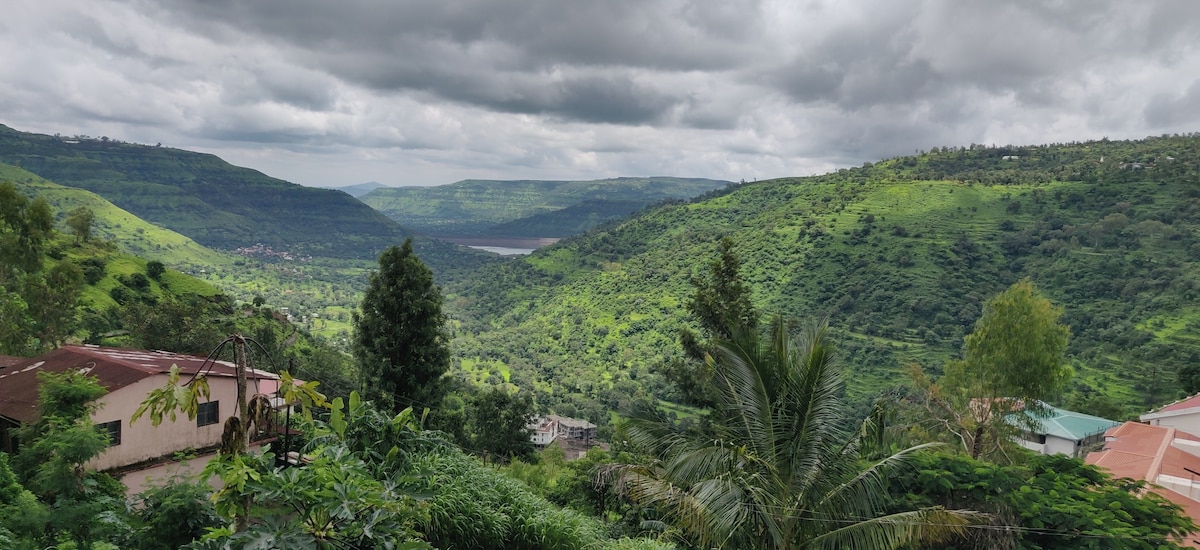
[1023,404,1119,441]
[0,345,280,424]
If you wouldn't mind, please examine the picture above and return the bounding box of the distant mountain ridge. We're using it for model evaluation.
[0,124,483,270]
[360,176,732,238]
[324,181,391,198]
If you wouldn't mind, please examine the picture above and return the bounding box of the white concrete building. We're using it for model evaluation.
[1142,393,1200,436]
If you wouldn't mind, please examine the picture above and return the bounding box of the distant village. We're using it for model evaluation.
[235,243,313,262]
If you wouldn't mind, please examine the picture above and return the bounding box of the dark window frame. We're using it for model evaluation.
[97,420,121,446]
[197,401,220,427]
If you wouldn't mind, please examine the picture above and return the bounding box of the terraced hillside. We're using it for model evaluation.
[446,135,1200,423]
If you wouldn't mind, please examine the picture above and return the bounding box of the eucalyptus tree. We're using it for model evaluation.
[607,316,982,550]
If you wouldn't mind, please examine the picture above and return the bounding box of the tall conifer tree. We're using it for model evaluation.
[353,238,450,412]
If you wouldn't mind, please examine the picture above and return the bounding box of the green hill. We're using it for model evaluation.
[360,177,732,238]
[445,135,1200,423]
[0,163,232,268]
[0,124,490,272]
[485,198,663,238]
[0,163,379,342]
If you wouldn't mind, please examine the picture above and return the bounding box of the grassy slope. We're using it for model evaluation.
[0,163,231,268]
[360,177,732,237]
[447,135,1200,422]
[2,163,375,341]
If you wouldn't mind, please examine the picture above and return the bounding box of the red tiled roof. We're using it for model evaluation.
[1157,394,1200,414]
[0,345,279,424]
[1087,422,1200,546]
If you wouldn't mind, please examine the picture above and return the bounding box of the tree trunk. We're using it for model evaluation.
[970,426,985,459]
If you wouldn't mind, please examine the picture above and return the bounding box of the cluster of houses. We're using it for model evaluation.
[1007,396,1200,546]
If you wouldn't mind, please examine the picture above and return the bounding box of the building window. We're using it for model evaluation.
[97,420,121,446]
[1020,431,1047,445]
[197,401,220,427]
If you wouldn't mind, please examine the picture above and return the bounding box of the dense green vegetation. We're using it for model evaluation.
[610,316,981,549]
[886,452,1195,549]
[0,374,671,549]
[7,129,1200,547]
[0,161,472,347]
[0,182,362,400]
[447,135,1200,425]
[361,177,731,238]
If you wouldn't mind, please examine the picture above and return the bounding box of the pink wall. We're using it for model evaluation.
[88,375,258,471]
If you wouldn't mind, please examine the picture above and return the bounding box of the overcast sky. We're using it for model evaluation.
[2,0,1198,187]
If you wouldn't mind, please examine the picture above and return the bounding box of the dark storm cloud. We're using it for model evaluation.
[164,0,760,70]
[3,0,1199,187]
[147,0,762,124]
[1144,80,1200,128]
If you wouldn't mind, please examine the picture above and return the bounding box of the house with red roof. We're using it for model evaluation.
[1086,422,1200,547]
[0,345,285,491]
[1142,393,1200,437]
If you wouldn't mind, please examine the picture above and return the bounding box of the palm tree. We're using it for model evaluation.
[606,316,983,549]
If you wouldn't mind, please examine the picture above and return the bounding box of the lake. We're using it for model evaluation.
[440,237,560,256]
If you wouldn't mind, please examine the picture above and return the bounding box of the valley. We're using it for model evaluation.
[6,4,1198,547]
[5,125,1200,550]
[360,177,732,240]
[5,128,1199,428]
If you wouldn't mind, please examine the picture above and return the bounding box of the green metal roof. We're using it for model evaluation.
[1022,404,1119,441]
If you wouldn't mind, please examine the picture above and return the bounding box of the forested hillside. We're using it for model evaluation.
[0,163,363,342]
[447,135,1200,423]
[0,124,490,272]
[361,176,731,238]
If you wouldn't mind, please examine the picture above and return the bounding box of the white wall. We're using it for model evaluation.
[1146,411,1200,439]
[1045,435,1079,457]
[1017,435,1080,457]
[118,442,271,495]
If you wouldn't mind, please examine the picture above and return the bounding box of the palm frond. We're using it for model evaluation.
[805,507,986,550]
[607,314,988,550]
[710,331,776,460]
[812,441,944,520]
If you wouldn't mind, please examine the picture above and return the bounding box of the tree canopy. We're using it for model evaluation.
[664,237,759,407]
[0,182,82,354]
[609,316,981,549]
[915,279,1072,460]
[354,238,451,413]
[887,452,1195,549]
